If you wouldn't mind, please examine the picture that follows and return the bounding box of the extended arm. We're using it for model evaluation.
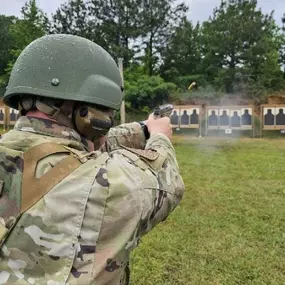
[101,122,146,151]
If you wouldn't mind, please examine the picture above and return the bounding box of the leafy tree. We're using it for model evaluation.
[51,0,104,45]
[137,0,188,76]
[201,0,282,96]
[124,65,177,110]
[0,0,49,86]
[52,0,140,65]
[160,17,202,82]
[0,16,16,81]
[52,0,188,71]
[90,0,141,65]
[279,14,285,76]
[10,0,49,54]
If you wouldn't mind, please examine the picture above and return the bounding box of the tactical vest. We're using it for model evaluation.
[0,143,84,246]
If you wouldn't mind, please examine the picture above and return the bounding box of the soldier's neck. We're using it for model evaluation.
[26,110,57,121]
[26,110,94,151]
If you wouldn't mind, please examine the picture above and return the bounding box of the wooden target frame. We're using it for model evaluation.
[172,105,202,135]
[261,105,285,136]
[206,105,254,136]
[0,100,20,129]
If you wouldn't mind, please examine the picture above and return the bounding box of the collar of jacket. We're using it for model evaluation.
[14,116,89,151]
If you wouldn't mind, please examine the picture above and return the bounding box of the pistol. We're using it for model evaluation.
[153,104,174,119]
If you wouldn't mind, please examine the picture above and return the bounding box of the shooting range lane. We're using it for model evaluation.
[207,108,219,129]
[180,106,200,129]
[4,102,285,135]
[262,105,285,130]
[241,108,252,129]
[172,105,202,131]
[230,109,241,129]
[219,108,230,129]
[0,100,19,129]
[170,107,180,128]
[206,106,253,131]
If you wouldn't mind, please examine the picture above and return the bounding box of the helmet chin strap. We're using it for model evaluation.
[19,97,114,150]
[35,101,74,129]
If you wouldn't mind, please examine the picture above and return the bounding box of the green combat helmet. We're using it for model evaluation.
[3,34,123,110]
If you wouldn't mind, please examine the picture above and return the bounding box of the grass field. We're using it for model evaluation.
[130,137,285,285]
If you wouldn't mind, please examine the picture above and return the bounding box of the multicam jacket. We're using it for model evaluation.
[0,116,184,285]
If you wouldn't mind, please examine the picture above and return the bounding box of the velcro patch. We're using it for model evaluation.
[119,145,159,161]
[0,181,3,197]
[0,223,8,244]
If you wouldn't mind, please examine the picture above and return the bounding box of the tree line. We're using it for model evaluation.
[1,0,285,111]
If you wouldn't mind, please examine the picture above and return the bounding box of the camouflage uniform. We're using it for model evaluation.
[0,116,184,285]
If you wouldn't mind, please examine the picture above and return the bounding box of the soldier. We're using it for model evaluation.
[0,34,184,285]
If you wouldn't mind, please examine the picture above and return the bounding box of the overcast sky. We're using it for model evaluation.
[1,0,285,25]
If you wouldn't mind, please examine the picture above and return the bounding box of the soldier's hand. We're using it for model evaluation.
[146,114,173,139]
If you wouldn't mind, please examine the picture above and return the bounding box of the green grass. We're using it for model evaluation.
[130,137,285,285]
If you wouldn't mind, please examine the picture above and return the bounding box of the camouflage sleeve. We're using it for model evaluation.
[139,133,185,235]
[92,138,184,283]
[102,122,146,151]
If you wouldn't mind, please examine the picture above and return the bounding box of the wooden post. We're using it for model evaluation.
[260,106,263,138]
[118,58,125,125]
[205,107,208,137]
[252,111,255,138]
[4,105,10,131]
[199,108,202,137]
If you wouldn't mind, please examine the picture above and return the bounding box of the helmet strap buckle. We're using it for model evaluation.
[36,101,74,128]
